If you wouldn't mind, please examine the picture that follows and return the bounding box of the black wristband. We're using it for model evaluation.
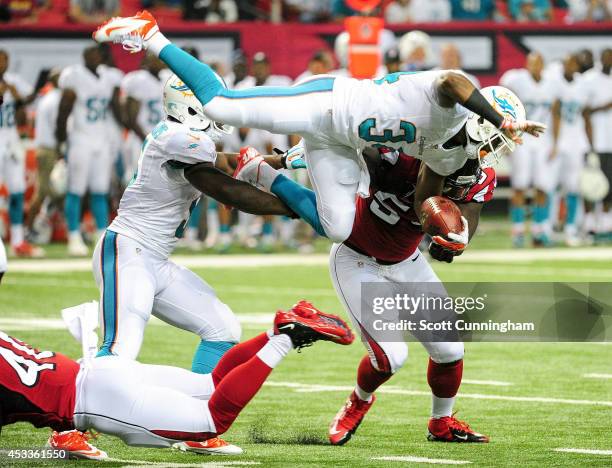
[464,89,504,129]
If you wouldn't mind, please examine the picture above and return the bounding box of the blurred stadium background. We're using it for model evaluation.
[0,0,611,257]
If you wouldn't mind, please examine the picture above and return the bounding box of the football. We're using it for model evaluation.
[420,196,463,238]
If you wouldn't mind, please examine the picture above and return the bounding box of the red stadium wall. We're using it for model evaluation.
[1,21,611,87]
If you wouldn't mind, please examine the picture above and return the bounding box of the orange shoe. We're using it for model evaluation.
[93,10,159,53]
[11,241,45,258]
[427,413,489,443]
[47,430,108,460]
[173,437,243,455]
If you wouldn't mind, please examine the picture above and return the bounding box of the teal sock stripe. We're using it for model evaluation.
[65,192,82,232]
[191,340,235,374]
[510,206,526,224]
[271,174,326,237]
[90,193,109,230]
[218,77,335,99]
[8,193,24,225]
[566,193,579,225]
[97,231,118,357]
[160,44,224,104]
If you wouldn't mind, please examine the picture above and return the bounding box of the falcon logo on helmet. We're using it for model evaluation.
[163,74,233,142]
[465,86,525,168]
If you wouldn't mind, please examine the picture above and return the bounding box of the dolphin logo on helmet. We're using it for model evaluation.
[163,74,233,142]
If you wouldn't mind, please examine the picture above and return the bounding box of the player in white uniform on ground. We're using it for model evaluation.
[56,46,116,257]
[0,49,43,258]
[122,53,170,184]
[93,10,545,247]
[550,54,591,245]
[91,74,295,454]
[501,52,562,247]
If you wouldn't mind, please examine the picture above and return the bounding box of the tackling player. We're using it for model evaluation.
[91,74,296,454]
[0,303,353,451]
[93,10,544,246]
[501,52,562,247]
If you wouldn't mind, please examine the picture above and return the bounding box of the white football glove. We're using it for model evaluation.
[275,140,306,170]
[500,118,547,144]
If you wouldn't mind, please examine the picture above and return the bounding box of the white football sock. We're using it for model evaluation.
[257,162,280,192]
[354,384,373,403]
[256,334,292,368]
[431,395,455,419]
[148,32,171,56]
[10,225,23,246]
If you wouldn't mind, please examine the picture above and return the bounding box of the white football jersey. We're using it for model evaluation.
[583,67,612,152]
[557,74,589,152]
[58,64,114,140]
[331,71,470,175]
[0,72,32,142]
[109,119,216,258]
[34,88,62,149]
[500,68,561,146]
[121,69,172,135]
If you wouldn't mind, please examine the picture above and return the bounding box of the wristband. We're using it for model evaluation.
[464,89,504,129]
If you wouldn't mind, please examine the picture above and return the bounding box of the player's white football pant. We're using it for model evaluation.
[0,135,26,194]
[329,243,464,373]
[66,135,113,195]
[92,231,241,359]
[203,78,367,242]
[510,138,555,192]
[74,356,216,447]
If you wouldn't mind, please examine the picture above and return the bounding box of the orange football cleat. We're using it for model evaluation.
[47,430,108,460]
[173,437,243,455]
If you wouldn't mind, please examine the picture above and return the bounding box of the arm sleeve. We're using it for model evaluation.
[165,130,218,166]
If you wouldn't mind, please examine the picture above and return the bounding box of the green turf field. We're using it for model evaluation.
[1,232,611,467]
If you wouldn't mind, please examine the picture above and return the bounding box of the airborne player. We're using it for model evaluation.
[93,10,544,247]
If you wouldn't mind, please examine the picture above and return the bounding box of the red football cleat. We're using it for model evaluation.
[274,300,354,350]
[329,391,375,446]
[173,437,243,455]
[47,430,108,460]
[427,413,489,443]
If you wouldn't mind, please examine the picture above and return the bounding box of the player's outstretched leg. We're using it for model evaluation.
[93,11,332,137]
[207,301,353,435]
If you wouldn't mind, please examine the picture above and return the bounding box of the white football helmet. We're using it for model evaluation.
[163,74,233,142]
[465,85,526,167]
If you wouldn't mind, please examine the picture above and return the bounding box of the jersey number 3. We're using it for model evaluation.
[358,118,416,144]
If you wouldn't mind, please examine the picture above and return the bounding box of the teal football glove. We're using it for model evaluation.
[275,140,306,170]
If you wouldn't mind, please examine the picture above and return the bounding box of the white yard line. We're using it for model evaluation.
[0,314,272,331]
[583,373,612,379]
[107,459,260,467]
[373,456,471,465]
[461,379,513,387]
[553,448,612,456]
[7,247,612,272]
[264,381,612,407]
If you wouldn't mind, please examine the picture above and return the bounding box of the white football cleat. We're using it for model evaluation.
[68,233,89,257]
[92,10,160,52]
[173,438,243,455]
